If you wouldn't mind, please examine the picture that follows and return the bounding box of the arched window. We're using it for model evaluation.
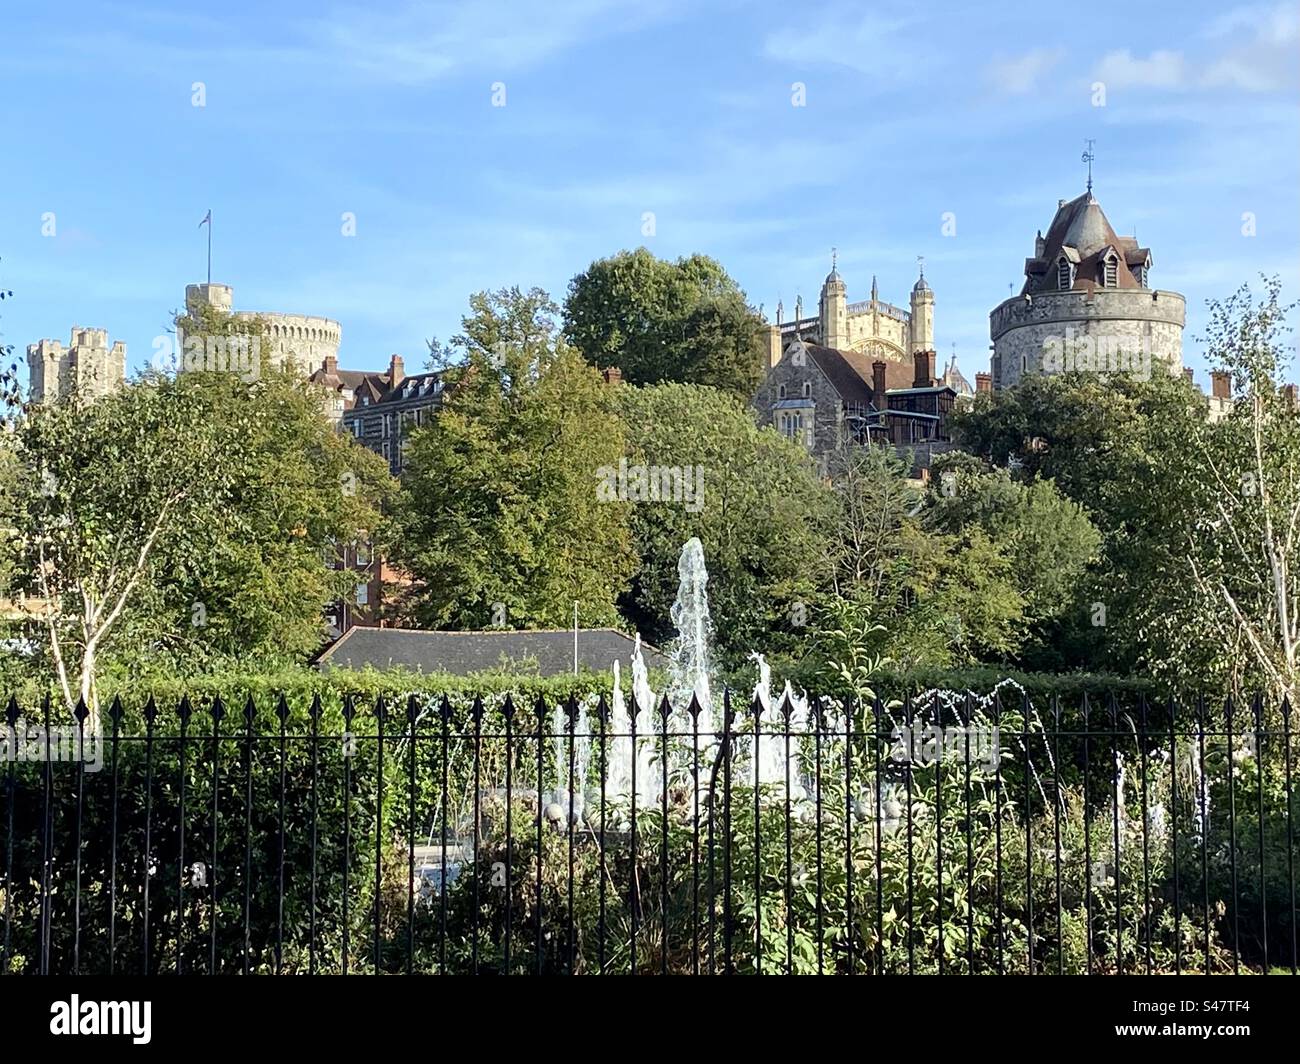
[778,383,787,399]
[802,381,811,398]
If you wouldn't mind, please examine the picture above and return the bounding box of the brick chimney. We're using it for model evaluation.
[913,349,936,388]
[388,354,405,388]
[1283,383,1298,409]
[1183,367,1194,385]
[975,371,992,394]
[1210,370,1231,400]
[323,355,339,377]
[603,365,623,385]
[872,361,887,403]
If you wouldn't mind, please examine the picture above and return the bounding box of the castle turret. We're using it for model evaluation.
[989,189,1183,389]
[819,253,847,350]
[909,265,934,354]
[27,327,126,403]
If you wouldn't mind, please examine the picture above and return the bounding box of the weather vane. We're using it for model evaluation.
[831,246,837,272]
[917,254,925,278]
[1082,139,1096,194]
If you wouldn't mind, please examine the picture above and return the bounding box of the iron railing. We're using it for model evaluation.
[0,689,1296,975]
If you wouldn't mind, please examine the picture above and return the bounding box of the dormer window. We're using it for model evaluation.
[802,381,812,398]
[1101,252,1118,288]
[1134,261,1148,287]
[1057,258,1074,291]
[778,384,787,399]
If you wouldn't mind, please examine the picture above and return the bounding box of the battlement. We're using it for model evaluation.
[180,282,341,377]
[27,327,127,403]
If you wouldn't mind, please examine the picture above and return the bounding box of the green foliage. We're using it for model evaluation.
[814,446,1025,669]
[4,370,391,712]
[562,248,767,399]
[926,455,1102,668]
[615,382,833,665]
[394,288,634,631]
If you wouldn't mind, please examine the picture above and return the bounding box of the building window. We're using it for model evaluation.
[802,381,811,398]
[1102,255,1118,288]
[356,582,369,606]
[778,384,787,399]
[1134,262,1147,287]
[1057,258,1073,291]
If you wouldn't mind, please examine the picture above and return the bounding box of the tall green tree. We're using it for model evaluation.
[924,454,1101,669]
[615,382,832,662]
[6,370,391,719]
[393,288,634,631]
[563,248,768,398]
[816,445,1023,668]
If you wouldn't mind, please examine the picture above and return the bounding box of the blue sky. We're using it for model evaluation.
[2,0,1297,385]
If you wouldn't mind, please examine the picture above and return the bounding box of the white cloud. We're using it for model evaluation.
[761,11,915,78]
[301,0,677,85]
[985,48,1065,94]
[1093,49,1188,90]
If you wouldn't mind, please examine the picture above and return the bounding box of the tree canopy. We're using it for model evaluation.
[562,248,768,399]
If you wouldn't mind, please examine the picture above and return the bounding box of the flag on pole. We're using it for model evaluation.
[199,209,211,228]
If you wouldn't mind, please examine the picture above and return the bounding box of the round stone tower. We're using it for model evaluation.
[989,191,1184,389]
[184,282,340,377]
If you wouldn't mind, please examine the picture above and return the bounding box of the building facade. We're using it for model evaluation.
[989,190,1184,389]
[27,327,126,403]
[755,259,972,474]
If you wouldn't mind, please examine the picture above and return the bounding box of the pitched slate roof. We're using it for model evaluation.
[315,627,669,677]
[792,341,915,406]
[1022,192,1151,295]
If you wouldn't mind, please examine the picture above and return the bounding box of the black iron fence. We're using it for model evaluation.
[1,688,1296,975]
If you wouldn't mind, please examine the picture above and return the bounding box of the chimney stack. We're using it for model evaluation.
[388,354,405,388]
[602,366,623,386]
[323,355,339,377]
[1183,367,1194,385]
[913,349,936,388]
[872,360,887,403]
[1210,370,1231,400]
[1283,383,1298,409]
[975,371,992,394]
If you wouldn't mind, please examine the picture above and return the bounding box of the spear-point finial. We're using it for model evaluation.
[831,246,837,272]
[1082,138,1096,195]
[871,274,878,302]
[917,253,925,279]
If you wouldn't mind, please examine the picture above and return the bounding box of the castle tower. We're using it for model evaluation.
[180,282,341,378]
[989,189,1183,389]
[27,327,126,403]
[909,263,934,354]
[819,251,847,350]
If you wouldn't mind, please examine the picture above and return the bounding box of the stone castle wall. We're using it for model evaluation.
[990,288,1184,388]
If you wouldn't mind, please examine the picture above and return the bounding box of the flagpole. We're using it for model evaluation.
[207,211,212,285]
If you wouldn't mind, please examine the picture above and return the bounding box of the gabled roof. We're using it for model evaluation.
[1023,192,1151,295]
[786,341,914,406]
[316,626,669,677]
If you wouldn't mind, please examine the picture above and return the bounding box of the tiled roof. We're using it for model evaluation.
[315,627,669,677]
[793,341,915,406]
[1023,192,1151,295]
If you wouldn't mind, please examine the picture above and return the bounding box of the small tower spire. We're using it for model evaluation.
[871,275,878,302]
[1082,138,1096,196]
[776,297,784,325]
[831,246,837,273]
[917,254,925,281]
